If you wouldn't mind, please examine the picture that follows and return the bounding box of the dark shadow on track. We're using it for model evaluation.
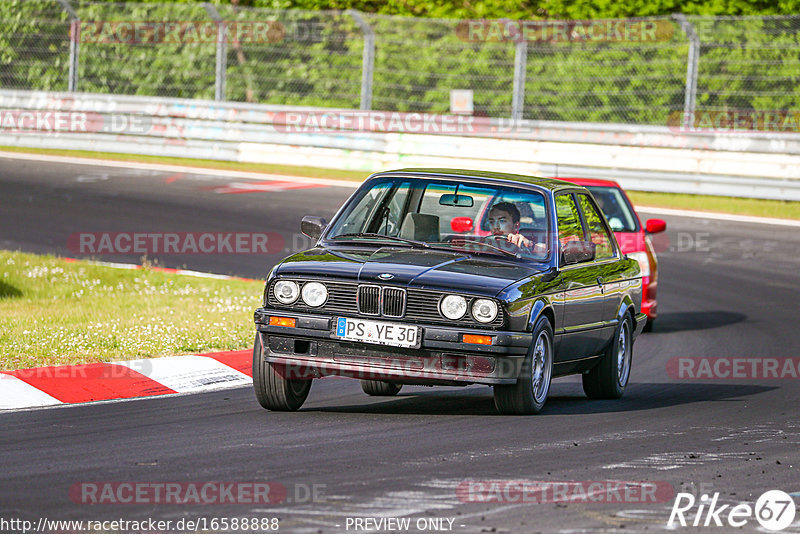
[649,311,747,333]
[301,382,773,416]
[0,280,22,298]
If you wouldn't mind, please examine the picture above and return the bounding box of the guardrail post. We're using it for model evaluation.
[673,14,700,131]
[56,0,79,92]
[348,10,374,111]
[204,3,227,101]
[512,39,527,122]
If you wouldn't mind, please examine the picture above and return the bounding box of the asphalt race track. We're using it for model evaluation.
[1,156,799,533]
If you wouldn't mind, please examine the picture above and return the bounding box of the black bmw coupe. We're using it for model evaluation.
[253,169,646,414]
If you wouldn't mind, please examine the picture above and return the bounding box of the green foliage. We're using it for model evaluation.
[1,0,799,125]
[0,0,71,91]
[75,2,217,97]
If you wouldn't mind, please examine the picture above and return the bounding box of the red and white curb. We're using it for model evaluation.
[0,349,253,411]
[0,260,260,411]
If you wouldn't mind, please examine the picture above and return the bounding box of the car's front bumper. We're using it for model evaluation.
[254,308,532,385]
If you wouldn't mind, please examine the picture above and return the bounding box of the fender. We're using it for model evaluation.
[526,298,555,332]
[614,292,647,340]
[615,293,635,325]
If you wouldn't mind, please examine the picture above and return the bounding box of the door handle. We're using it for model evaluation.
[597,276,604,285]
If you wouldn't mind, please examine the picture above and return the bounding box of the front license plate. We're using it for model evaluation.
[335,317,420,348]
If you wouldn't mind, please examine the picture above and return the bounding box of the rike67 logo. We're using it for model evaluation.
[668,490,796,531]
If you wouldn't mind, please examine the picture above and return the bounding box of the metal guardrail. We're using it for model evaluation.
[1,90,799,201]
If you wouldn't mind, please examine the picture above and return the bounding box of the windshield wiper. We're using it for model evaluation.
[331,232,430,248]
[437,238,519,257]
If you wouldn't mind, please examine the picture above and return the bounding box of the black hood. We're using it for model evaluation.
[275,246,547,296]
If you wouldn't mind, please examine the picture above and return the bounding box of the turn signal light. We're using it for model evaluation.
[463,334,492,345]
[269,316,296,328]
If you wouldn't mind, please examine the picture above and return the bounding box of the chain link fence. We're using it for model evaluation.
[1,0,800,127]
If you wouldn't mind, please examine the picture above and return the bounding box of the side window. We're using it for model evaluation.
[577,194,614,259]
[555,194,584,246]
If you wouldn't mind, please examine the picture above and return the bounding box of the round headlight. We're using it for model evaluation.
[301,282,328,307]
[472,299,498,323]
[440,295,467,320]
[273,280,299,304]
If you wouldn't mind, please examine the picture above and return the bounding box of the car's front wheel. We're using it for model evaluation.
[493,316,553,415]
[360,380,402,396]
[252,334,312,411]
[582,312,632,399]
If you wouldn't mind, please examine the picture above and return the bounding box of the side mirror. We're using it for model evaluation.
[562,240,596,265]
[450,217,473,233]
[646,219,666,234]
[301,215,327,240]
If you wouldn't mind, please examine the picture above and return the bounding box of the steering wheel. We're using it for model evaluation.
[487,234,523,252]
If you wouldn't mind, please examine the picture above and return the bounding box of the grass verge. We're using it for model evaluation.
[627,191,800,220]
[2,145,798,220]
[0,251,261,370]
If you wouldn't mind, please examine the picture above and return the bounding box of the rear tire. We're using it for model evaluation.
[493,316,553,415]
[252,334,311,411]
[583,312,632,399]
[360,380,402,396]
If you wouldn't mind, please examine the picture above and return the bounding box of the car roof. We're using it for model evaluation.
[368,168,583,193]
[559,177,622,188]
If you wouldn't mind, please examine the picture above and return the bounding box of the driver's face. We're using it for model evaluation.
[488,209,519,235]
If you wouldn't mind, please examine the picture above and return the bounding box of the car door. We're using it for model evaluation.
[575,192,624,346]
[553,193,607,360]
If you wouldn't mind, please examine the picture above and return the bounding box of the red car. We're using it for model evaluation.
[562,178,665,329]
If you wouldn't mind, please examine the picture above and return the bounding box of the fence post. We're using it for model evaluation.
[673,14,700,130]
[56,0,79,92]
[204,3,227,101]
[348,10,374,111]
[512,40,527,121]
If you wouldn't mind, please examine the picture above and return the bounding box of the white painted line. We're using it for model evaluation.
[636,205,800,227]
[173,269,240,280]
[3,149,796,226]
[69,258,258,282]
[0,150,359,188]
[81,260,140,270]
[111,355,251,393]
[0,373,61,409]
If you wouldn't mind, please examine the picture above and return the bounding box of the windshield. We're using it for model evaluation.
[584,186,639,232]
[325,176,551,261]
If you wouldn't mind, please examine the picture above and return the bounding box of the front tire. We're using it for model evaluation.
[252,334,312,411]
[583,312,632,399]
[360,380,402,396]
[493,316,554,415]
